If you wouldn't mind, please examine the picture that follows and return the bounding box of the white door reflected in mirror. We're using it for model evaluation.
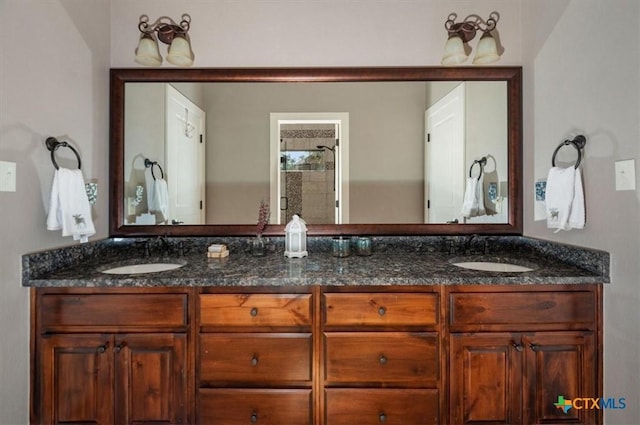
[165,85,206,225]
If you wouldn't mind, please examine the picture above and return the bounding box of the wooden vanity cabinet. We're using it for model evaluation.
[322,287,442,425]
[447,284,602,425]
[197,287,315,425]
[32,283,602,425]
[31,288,191,425]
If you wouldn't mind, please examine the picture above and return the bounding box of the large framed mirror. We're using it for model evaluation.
[110,67,522,237]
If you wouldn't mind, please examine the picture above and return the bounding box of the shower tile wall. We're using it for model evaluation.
[281,124,335,224]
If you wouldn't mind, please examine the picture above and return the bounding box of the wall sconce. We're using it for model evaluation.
[441,12,500,66]
[135,14,194,67]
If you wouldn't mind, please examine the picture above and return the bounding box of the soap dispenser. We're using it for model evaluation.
[284,214,308,258]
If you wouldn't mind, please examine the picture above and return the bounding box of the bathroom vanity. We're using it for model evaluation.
[24,236,607,425]
[23,65,609,424]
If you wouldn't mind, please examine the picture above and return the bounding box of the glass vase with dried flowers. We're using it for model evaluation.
[252,200,269,256]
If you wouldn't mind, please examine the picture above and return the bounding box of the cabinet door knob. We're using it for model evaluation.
[250,307,258,317]
[512,342,523,352]
[379,412,387,422]
[251,355,259,366]
[114,343,124,353]
[378,306,386,316]
[250,412,258,423]
[379,354,388,365]
[529,343,538,352]
[97,344,107,353]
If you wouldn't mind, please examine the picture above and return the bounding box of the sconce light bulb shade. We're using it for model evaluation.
[441,35,468,66]
[166,36,194,67]
[472,32,500,64]
[135,35,162,66]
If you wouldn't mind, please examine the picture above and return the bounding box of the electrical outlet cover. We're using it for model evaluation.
[615,159,636,191]
[0,161,16,192]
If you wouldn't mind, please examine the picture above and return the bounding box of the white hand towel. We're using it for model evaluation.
[461,175,486,218]
[568,168,585,230]
[152,178,170,222]
[545,166,585,232]
[46,168,96,243]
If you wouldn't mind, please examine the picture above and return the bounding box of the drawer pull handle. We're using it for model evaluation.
[379,412,387,422]
[97,344,107,353]
[512,342,523,352]
[250,412,258,423]
[250,307,258,317]
[378,306,386,316]
[251,355,259,366]
[379,355,388,365]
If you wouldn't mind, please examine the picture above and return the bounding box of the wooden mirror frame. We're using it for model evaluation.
[110,66,522,237]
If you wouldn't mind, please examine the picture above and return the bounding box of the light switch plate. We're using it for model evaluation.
[0,161,16,192]
[615,159,636,191]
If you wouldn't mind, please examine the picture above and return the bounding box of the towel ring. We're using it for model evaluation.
[46,137,81,170]
[469,157,487,180]
[144,158,164,180]
[552,135,586,169]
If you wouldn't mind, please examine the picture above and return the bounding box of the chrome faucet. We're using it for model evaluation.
[463,234,490,256]
[464,234,477,256]
[156,235,171,256]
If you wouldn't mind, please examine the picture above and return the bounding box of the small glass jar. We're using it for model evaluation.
[355,236,372,256]
[332,237,351,257]
[251,236,266,256]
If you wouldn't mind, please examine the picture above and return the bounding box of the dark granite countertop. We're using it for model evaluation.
[22,236,609,288]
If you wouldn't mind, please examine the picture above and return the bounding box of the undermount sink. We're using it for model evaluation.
[99,260,186,275]
[450,257,537,273]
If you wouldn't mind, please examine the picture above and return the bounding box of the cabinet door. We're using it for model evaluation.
[40,334,114,425]
[114,333,188,424]
[449,333,523,424]
[524,332,597,425]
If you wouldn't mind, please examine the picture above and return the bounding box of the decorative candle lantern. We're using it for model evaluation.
[284,214,308,258]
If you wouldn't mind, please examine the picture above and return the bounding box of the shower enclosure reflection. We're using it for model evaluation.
[280,124,337,224]
[279,123,341,225]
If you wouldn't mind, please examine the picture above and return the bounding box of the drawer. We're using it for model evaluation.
[200,333,312,383]
[40,293,187,328]
[449,290,597,328]
[199,388,312,425]
[324,332,438,385]
[200,294,312,328]
[324,293,437,327]
[325,388,439,425]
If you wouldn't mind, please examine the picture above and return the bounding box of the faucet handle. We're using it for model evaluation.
[443,237,457,255]
[177,241,185,257]
[135,240,151,257]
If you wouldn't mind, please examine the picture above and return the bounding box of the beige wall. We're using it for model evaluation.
[124,83,165,222]
[2,1,638,424]
[522,1,640,422]
[465,81,509,223]
[0,1,111,423]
